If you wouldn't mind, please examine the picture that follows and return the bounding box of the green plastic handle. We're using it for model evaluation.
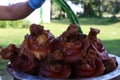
[52,0,83,33]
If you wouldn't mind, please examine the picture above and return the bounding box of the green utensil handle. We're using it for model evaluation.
[53,0,83,33]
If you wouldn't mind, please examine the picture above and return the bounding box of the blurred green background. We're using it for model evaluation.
[0,0,120,75]
[0,17,120,56]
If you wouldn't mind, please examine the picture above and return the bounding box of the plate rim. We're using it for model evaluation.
[7,54,120,80]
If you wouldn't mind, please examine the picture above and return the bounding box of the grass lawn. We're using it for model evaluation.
[0,17,120,69]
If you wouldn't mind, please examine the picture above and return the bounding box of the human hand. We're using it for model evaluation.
[29,0,45,9]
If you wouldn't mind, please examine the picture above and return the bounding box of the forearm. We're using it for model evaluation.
[0,1,34,20]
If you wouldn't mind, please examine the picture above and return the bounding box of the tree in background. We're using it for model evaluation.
[109,0,120,18]
[68,0,103,17]
[102,0,120,18]
[51,0,120,19]
[68,0,120,17]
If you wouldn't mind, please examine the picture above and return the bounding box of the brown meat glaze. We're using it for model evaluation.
[0,24,117,78]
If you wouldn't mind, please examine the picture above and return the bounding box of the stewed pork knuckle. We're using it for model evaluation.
[0,24,117,78]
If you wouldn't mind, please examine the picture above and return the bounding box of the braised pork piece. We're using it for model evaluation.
[0,24,117,78]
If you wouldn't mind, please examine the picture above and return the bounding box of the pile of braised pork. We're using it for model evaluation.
[0,24,117,78]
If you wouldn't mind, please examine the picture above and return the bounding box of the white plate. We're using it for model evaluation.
[7,54,120,80]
